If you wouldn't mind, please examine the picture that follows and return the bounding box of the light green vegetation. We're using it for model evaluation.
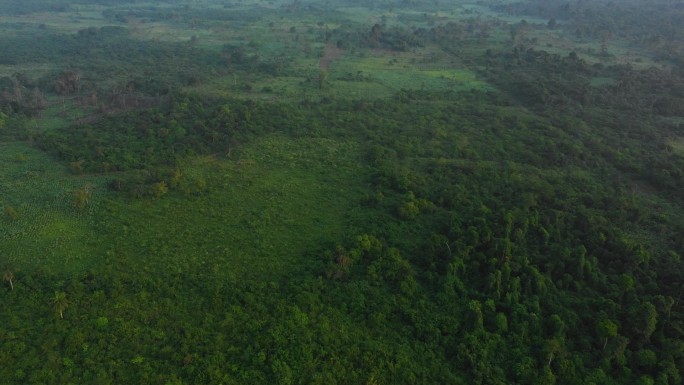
[325,78,396,99]
[0,141,107,272]
[370,68,487,92]
[334,52,491,93]
[87,135,365,279]
[667,137,684,157]
[2,131,366,279]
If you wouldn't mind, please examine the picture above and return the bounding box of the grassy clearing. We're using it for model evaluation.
[0,141,109,272]
[93,134,368,280]
[325,79,395,99]
[2,134,368,280]
[334,53,491,93]
[188,45,492,99]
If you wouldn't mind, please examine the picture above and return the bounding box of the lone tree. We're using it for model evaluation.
[52,291,69,319]
[2,268,14,290]
[596,318,618,350]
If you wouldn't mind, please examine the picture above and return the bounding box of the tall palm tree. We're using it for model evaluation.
[52,291,69,319]
[2,268,14,290]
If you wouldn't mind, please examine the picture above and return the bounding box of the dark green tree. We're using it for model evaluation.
[596,319,618,350]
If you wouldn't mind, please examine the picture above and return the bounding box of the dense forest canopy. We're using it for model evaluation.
[1,0,683,384]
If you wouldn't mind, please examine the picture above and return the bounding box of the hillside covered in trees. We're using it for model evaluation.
[1,0,683,384]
